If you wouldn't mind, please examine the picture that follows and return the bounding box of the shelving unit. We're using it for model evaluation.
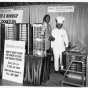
[33,24,45,57]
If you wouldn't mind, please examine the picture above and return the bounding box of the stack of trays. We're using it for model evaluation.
[70,56,77,71]
[81,56,86,75]
[19,24,27,42]
[33,24,46,57]
[6,24,17,40]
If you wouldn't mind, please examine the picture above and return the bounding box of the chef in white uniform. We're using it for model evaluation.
[51,16,69,72]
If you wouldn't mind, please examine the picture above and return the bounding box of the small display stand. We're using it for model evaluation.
[61,51,87,87]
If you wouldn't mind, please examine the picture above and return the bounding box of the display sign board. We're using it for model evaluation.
[48,6,74,12]
[2,40,25,84]
[0,9,23,23]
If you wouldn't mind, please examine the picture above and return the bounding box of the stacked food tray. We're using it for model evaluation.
[66,52,86,75]
[6,24,17,40]
[18,23,29,54]
[81,56,86,75]
[33,24,45,57]
[70,55,77,71]
[19,24,27,42]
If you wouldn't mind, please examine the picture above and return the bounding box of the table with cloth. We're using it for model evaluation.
[23,54,51,85]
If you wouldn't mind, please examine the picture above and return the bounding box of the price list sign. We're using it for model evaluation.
[2,40,25,83]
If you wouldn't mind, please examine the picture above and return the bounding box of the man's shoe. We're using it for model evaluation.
[54,71,59,73]
[61,66,64,70]
[59,70,65,75]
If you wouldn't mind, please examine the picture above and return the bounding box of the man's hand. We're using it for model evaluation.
[65,47,68,50]
[49,36,55,41]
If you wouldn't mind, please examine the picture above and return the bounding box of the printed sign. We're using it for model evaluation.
[0,9,23,23]
[2,40,25,83]
[48,6,74,12]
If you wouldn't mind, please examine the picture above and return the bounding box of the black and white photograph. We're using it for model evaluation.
[0,1,87,87]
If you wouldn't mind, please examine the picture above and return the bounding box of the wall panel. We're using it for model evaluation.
[30,5,47,24]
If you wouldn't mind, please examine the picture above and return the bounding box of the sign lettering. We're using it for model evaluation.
[2,40,25,83]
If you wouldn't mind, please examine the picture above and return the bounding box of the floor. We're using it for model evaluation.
[0,72,64,86]
[41,72,64,86]
[41,62,64,86]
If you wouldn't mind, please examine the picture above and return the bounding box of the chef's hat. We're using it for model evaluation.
[55,16,65,24]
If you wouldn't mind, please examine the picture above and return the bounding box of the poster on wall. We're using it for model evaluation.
[2,40,25,83]
[0,9,23,24]
[48,6,74,13]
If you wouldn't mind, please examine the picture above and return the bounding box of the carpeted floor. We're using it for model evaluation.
[41,72,64,86]
[41,62,64,87]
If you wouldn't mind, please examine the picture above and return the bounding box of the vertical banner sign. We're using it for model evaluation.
[2,40,25,83]
[0,9,23,23]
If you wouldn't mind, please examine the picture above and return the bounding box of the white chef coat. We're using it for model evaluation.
[51,28,69,52]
